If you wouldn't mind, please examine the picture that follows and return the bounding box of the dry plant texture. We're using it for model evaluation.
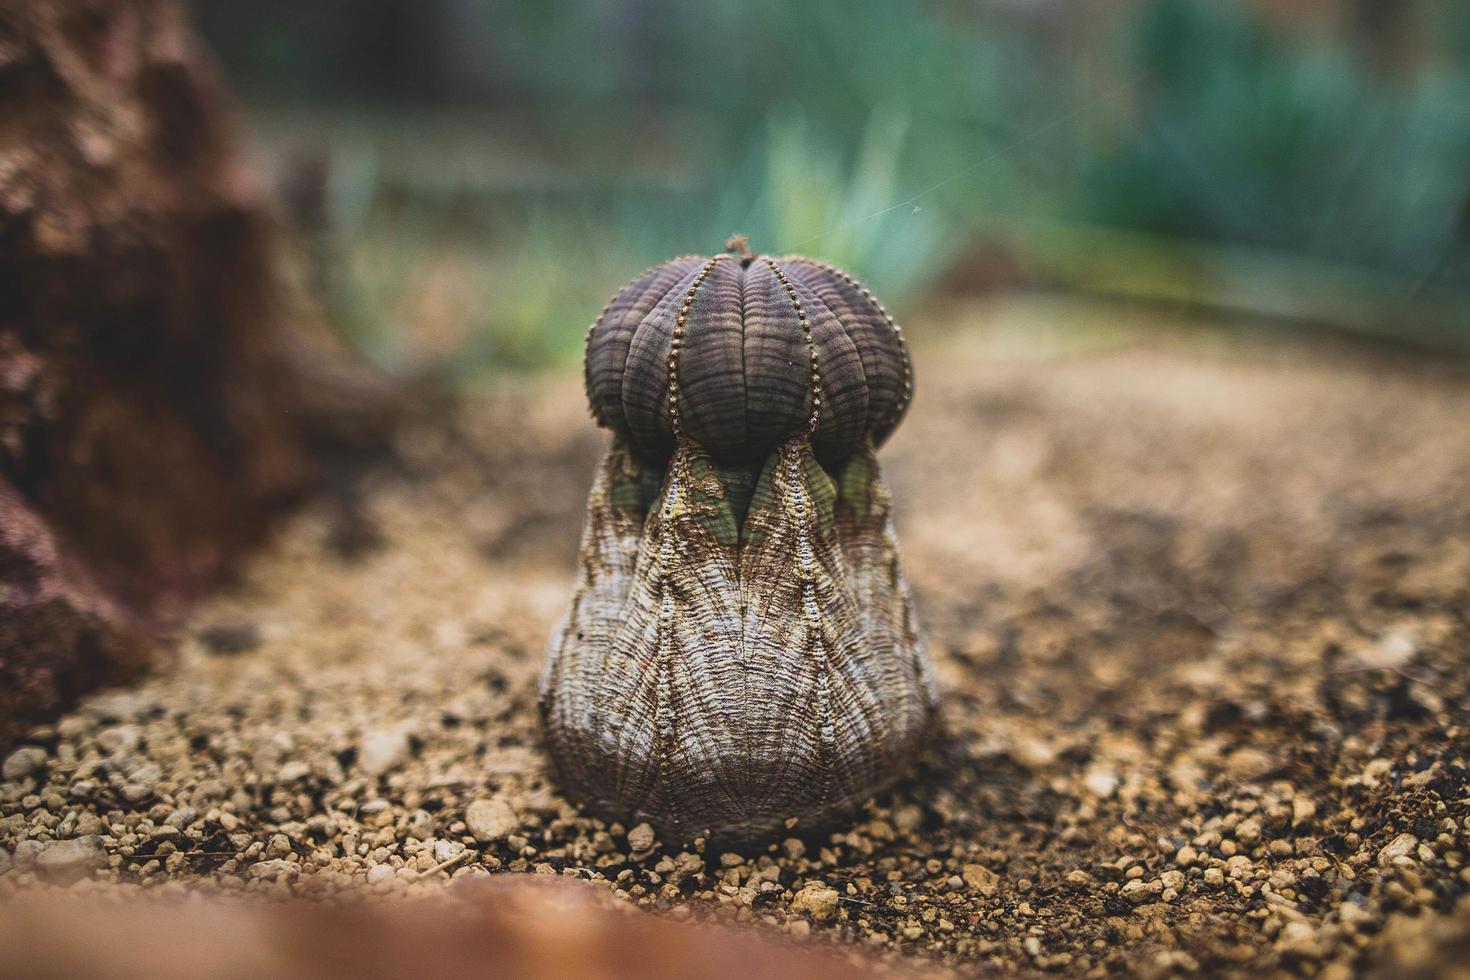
[2,298,1469,978]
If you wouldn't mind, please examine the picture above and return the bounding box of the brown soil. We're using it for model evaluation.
[2,297,1468,977]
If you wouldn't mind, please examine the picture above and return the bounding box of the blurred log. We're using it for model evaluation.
[0,877,900,980]
[0,0,395,746]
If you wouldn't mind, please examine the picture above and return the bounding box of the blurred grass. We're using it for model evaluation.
[1086,0,1470,283]
[212,0,1470,380]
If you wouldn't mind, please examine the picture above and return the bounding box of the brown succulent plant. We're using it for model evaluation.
[540,236,936,845]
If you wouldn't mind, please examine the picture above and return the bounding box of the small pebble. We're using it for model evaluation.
[249,859,299,880]
[626,822,656,854]
[277,761,310,783]
[433,840,466,863]
[35,836,105,885]
[962,863,998,896]
[12,839,45,870]
[358,730,410,777]
[1120,879,1151,904]
[2,747,46,781]
[1082,766,1119,798]
[791,883,841,921]
[164,808,197,830]
[465,798,519,843]
[1378,833,1418,868]
[96,726,141,757]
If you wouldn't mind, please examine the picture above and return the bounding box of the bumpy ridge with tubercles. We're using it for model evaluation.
[782,257,913,435]
[665,256,726,439]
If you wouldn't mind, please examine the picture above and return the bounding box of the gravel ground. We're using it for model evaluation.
[2,297,1469,977]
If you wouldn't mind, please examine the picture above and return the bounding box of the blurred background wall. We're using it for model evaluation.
[191,0,1470,379]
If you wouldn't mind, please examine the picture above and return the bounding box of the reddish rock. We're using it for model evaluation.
[0,0,391,745]
[0,482,152,746]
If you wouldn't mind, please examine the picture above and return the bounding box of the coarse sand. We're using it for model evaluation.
[2,298,1468,977]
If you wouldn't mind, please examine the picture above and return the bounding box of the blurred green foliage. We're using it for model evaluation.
[199,0,1470,377]
[1089,0,1470,283]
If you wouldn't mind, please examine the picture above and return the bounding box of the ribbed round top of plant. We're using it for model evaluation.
[584,236,912,464]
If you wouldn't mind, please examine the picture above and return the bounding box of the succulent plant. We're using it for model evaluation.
[540,236,936,845]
